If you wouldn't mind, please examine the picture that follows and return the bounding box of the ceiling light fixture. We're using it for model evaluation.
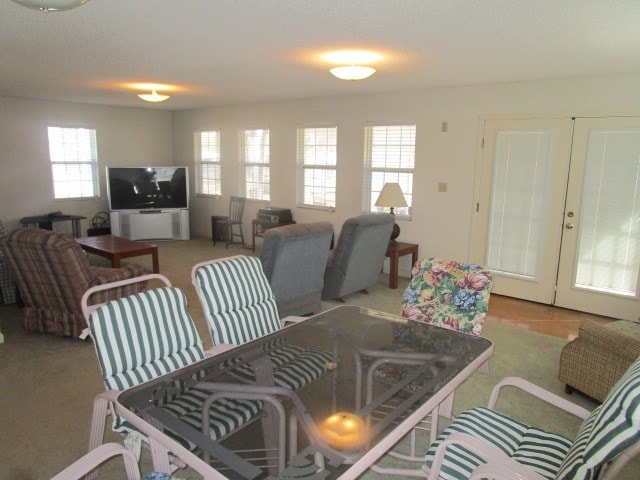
[138,90,170,103]
[329,65,376,81]
[12,0,89,11]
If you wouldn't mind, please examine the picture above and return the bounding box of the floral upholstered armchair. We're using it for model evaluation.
[401,258,493,336]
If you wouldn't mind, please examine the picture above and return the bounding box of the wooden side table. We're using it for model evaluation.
[385,241,419,289]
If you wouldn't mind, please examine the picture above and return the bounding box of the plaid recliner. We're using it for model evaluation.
[0,219,17,305]
[0,228,146,337]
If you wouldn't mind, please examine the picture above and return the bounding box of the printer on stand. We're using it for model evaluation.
[257,207,293,224]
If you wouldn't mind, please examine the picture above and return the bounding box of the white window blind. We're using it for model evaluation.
[575,128,640,296]
[364,124,415,218]
[487,130,553,278]
[48,126,98,199]
[241,128,270,200]
[297,126,337,208]
[197,130,221,196]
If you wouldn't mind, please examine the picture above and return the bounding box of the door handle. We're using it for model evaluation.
[565,223,574,229]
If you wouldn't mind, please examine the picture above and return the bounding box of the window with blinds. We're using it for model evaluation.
[240,128,270,201]
[47,126,99,199]
[487,130,553,278]
[197,130,221,196]
[575,128,640,296]
[364,124,415,218]
[297,126,337,209]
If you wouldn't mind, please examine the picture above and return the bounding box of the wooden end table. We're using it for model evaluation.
[76,235,159,273]
[20,214,86,238]
[385,241,419,289]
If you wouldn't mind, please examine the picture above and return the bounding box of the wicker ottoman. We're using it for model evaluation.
[558,320,640,403]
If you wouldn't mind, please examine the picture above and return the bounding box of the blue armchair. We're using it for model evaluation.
[259,221,333,317]
[321,213,394,302]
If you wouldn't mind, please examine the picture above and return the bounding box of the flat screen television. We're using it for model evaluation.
[106,166,189,211]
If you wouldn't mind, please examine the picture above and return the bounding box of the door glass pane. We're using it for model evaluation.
[575,128,640,296]
[487,130,554,278]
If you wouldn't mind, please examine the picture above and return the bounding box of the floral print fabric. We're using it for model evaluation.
[401,258,493,336]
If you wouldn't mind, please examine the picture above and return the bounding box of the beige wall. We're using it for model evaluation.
[3,74,640,275]
[172,73,640,273]
[0,96,172,234]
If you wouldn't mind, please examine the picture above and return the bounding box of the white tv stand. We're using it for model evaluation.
[110,210,190,241]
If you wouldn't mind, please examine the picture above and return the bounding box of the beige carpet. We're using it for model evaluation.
[0,236,636,479]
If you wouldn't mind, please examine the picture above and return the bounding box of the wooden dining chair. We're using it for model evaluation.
[213,195,246,248]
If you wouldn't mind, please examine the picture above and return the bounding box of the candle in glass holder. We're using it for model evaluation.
[318,412,367,450]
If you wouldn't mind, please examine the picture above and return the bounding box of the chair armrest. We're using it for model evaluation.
[487,377,591,419]
[98,389,121,402]
[91,264,146,285]
[426,432,546,480]
[281,315,308,326]
[470,463,541,480]
[50,443,140,480]
[203,343,237,357]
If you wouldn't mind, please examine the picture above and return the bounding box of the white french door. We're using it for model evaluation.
[555,117,640,320]
[475,116,640,321]
[475,118,573,304]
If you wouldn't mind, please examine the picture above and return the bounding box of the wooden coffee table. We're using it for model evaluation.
[76,235,159,273]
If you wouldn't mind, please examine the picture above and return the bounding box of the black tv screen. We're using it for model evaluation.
[107,166,189,211]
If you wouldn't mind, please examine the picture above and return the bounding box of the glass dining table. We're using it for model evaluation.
[116,305,493,480]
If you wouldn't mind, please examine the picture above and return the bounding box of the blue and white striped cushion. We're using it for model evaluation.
[556,356,640,480]
[226,344,334,390]
[90,287,205,391]
[89,287,205,432]
[161,388,263,450]
[425,407,572,480]
[194,256,281,345]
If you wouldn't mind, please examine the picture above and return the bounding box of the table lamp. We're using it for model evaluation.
[375,182,408,243]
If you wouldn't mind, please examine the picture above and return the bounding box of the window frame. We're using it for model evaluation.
[47,126,99,200]
[363,123,416,220]
[296,125,337,210]
[195,130,222,196]
[239,127,270,201]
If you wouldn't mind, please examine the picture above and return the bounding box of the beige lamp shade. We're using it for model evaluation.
[375,183,407,242]
[375,183,408,211]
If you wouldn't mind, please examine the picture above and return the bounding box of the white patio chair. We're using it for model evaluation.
[373,356,640,480]
[191,255,336,392]
[80,273,273,478]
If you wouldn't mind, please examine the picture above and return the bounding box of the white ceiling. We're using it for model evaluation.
[2,0,640,111]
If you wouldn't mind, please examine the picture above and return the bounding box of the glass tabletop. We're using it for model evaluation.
[117,305,493,480]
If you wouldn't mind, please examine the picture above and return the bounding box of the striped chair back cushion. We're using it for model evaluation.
[556,356,640,480]
[194,256,281,345]
[89,287,205,393]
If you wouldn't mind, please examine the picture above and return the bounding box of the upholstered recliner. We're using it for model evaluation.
[0,228,145,337]
[259,221,333,317]
[321,213,394,302]
[559,319,640,403]
[0,218,17,305]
